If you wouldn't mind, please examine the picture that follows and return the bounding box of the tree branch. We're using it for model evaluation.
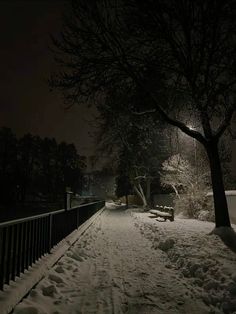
[215,103,236,140]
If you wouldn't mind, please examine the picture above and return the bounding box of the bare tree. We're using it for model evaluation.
[50,0,236,227]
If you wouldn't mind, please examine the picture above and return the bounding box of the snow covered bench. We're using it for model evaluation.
[149,206,174,222]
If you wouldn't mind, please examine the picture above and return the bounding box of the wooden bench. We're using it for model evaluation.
[149,205,174,222]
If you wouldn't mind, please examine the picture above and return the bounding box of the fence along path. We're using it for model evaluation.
[0,200,105,290]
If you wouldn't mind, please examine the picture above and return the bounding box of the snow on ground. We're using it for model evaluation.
[132,211,236,314]
[12,203,236,314]
[0,207,106,314]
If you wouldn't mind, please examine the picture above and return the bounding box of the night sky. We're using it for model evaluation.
[0,0,96,156]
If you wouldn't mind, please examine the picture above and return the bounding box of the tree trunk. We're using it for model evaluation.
[171,184,180,199]
[206,140,231,227]
[125,194,128,209]
[146,178,151,205]
[134,184,148,208]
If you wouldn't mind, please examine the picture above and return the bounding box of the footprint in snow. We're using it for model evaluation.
[72,254,84,262]
[29,289,38,298]
[67,252,84,262]
[139,271,149,278]
[14,305,46,314]
[63,265,71,271]
[48,273,64,284]
[42,284,57,297]
[54,266,65,274]
[65,257,75,264]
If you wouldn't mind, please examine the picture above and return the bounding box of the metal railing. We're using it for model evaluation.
[0,200,105,290]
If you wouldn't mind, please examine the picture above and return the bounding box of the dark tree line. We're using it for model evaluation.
[0,127,86,206]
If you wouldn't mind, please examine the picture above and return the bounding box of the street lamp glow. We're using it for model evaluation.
[188,124,195,131]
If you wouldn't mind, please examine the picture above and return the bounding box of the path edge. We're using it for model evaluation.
[0,206,106,314]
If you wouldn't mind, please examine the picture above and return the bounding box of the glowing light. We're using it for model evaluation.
[188,125,195,131]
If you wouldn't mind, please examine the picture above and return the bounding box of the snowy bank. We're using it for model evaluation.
[133,211,236,313]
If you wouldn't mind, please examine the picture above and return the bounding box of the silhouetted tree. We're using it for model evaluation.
[17,134,41,202]
[115,174,132,208]
[0,127,17,204]
[38,137,58,201]
[57,142,86,195]
[50,0,236,228]
[0,128,86,207]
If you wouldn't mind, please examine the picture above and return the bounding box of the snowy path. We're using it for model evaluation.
[13,204,209,314]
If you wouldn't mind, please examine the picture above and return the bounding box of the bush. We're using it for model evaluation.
[198,210,215,222]
[160,154,214,221]
[174,189,214,221]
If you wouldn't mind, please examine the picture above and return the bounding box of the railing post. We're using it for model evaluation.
[21,223,26,273]
[5,226,12,285]
[32,220,36,264]
[48,214,53,251]
[25,221,29,270]
[34,220,38,262]
[0,228,6,289]
[11,224,18,281]
[28,220,33,266]
[16,223,23,277]
[36,219,41,260]
[65,191,73,210]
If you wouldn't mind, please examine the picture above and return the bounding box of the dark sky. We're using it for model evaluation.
[0,0,96,156]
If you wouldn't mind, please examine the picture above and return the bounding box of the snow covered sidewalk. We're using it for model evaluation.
[13,203,210,314]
